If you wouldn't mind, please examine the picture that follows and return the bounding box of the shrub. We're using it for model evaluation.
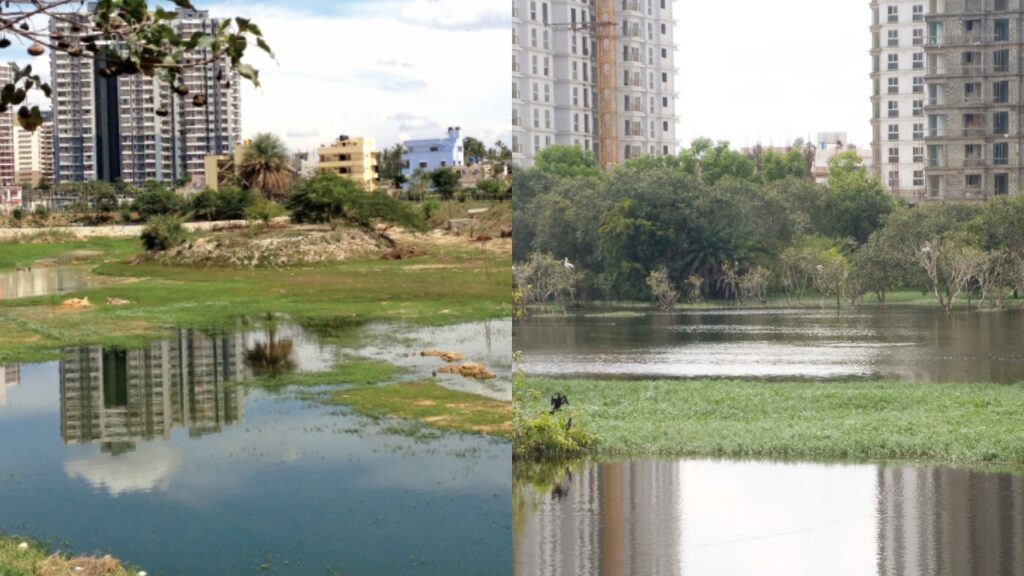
[11,207,25,221]
[287,172,425,232]
[141,216,185,251]
[645,266,679,311]
[513,388,598,460]
[192,186,255,221]
[32,205,49,220]
[422,198,441,220]
[133,186,183,220]
[245,198,285,227]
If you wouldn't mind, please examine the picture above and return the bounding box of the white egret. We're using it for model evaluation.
[564,258,575,271]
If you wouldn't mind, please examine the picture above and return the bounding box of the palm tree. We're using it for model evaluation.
[239,133,292,200]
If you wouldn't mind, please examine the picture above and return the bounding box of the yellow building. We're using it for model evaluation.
[203,141,250,192]
[317,135,378,191]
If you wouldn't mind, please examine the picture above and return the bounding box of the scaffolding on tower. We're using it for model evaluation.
[595,0,619,168]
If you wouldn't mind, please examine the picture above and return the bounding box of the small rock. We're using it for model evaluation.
[60,297,92,309]
[420,350,464,362]
[17,542,29,551]
[106,297,132,306]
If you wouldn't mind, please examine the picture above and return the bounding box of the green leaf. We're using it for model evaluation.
[256,37,274,58]
[236,63,259,87]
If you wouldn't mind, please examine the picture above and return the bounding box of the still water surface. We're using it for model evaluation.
[516,308,1024,383]
[0,266,111,300]
[0,320,511,575]
[514,459,1024,576]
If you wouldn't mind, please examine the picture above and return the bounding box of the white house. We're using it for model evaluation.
[401,127,465,181]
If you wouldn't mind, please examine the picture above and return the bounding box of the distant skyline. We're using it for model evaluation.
[677,0,872,150]
[15,0,508,155]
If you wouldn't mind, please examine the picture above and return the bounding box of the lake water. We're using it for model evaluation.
[514,459,1024,576]
[0,266,112,300]
[515,308,1024,383]
[0,320,512,575]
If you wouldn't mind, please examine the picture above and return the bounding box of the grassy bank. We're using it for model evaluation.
[525,290,1024,316]
[0,233,510,364]
[0,536,137,576]
[0,237,140,271]
[519,378,1024,466]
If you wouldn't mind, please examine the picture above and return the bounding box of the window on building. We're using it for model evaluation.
[888,30,899,47]
[912,52,924,69]
[994,173,1008,195]
[888,147,899,163]
[888,77,899,94]
[993,49,1009,73]
[888,6,898,22]
[913,147,924,162]
[914,123,924,139]
[913,29,924,45]
[889,171,899,187]
[888,101,899,117]
[995,19,1009,42]
[994,81,1010,103]
[995,0,1008,10]
[913,170,924,187]
[913,76,924,93]
[994,111,1009,134]
[965,174,982,188]
[912,5,923,21]
[994,142,1009,165]
[964,82,981,100]
[913,100,923,116]
[888,124,899,140]
[888,53,899,70]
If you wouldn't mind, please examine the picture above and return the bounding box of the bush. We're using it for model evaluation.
[422,198,441,220]
[192,186,256,221]
[141,216,185,252]
[133,186,183,220]
[513,387,598,460]
[287,172,425,232]
[245,198,285,227]
[11,207,25,221]
[33,205,49,220]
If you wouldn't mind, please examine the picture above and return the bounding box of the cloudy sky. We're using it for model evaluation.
[677,0,873,149]
[199,0,508,153]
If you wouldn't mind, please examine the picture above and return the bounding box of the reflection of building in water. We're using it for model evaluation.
[0,365,19,406]
[514,461,680,576]
[60,330,249,453]
[878,466,1024,576]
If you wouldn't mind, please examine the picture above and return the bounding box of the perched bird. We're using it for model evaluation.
[565,414,574,432]
[550,392,569,414]
[563,257,575,271]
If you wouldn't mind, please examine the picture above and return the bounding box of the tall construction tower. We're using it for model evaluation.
[595,0,619,168]
[511,0,678,168]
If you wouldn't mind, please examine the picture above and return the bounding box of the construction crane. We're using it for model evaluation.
[543,0,620,169]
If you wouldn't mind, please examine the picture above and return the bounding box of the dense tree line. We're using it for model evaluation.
[515,142,1024,310]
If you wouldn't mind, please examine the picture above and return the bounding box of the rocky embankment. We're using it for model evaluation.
[145,229,390,268]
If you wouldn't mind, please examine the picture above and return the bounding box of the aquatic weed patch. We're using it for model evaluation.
[519,378,1024,465]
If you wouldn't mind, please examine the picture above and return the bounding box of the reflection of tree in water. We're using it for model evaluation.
[245,324,297,377]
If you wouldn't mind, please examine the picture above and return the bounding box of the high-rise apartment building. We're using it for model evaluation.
[871,0,929,201]
[0,64,15,187]
[924,0,1023,199]
[512,0,678,167]
[50,7,241,187]
[13,111,54,187]
[872,0,1024,200]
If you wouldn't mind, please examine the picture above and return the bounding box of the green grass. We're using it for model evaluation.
[519,378,1024,466]
[248,359,408,391]
[0,536,135,576]
[0,236,511,364]
[0,237,139,271]
[325,380,512,438]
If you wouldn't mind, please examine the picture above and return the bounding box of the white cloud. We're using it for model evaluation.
[399,0,507,30]
[65,444,183,497]
[204,1,508,153]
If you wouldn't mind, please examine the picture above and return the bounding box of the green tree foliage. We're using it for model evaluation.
[0,1,271,132]
[240,133,292,200]
[378,143,407,189]
[286,171,424,233]
[761,149,807,182]
[533,145,602,179]
[141,215,185,251]
[824,151,897,244]
[132,183,183,220]
[191,186,256,221]
[430,168,462,201]
[462,137,488,162]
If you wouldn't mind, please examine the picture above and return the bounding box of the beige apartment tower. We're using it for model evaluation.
[317,136,379,191]
[872,0,1024,200]
[512,0,679,167]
